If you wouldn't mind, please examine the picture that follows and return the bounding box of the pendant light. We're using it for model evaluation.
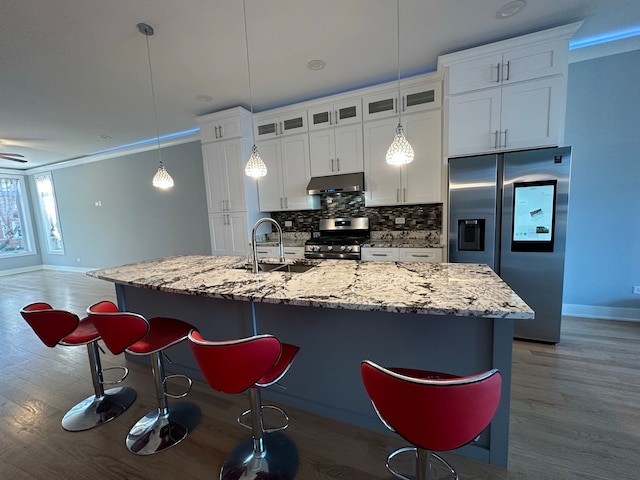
[386,0,414,166]
[138,23,174,189]
[242,1,266,178]
[242,0,267,178]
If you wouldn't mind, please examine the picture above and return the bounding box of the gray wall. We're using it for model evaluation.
[37,141,210,269]
[563,49,640,320]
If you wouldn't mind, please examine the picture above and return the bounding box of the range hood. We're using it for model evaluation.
[306,172,365,194]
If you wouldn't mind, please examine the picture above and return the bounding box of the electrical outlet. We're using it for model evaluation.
[284,221,293,227]
[633,286,640,295]
[395,217,406,225]
[94,200,102,207]
[76,257,81,263]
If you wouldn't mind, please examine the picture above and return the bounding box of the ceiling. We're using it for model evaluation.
[2,0,640,170]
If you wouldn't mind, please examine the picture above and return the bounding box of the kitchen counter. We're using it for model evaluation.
[87,255,532,319]
[87,255,532,467]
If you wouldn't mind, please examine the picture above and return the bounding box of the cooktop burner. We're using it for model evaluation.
[304,217,369,260]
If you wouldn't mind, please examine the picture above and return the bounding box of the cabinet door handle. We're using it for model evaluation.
[214,126,219,138]
[394,98,398,114]
[496,63,501,83]
[280,198,283,209]
[336,158,340,171]
[402,96,406,112]
[256,250,269,254]
[219,125,223,138]
[284,197,288,209]
[372,253,389,257]
[279,122,283,135]
[396,188,400,202]
[284,250,296,255]
[410,254,432,258]
[330,111,334,126]
[403,187,407,202]
[504,61,510,81]
[503,129,508,148]
[331,159,335,172]
[494,130,499,149]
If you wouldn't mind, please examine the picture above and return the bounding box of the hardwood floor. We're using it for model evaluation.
[1,270,639,479]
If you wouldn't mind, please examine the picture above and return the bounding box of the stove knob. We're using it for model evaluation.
[340,245,346,251]
[327,245,333,251]
[346,246,353,252]
[313,245,320,252]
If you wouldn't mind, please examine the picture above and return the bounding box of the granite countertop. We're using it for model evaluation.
[362,240,444,248]
[87,255,533,320]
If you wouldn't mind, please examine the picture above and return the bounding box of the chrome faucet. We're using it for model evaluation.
[251,217,285,273]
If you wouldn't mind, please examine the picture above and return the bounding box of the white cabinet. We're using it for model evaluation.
[208,212,249,257]
[254,108,308,140]
[447,74,565,156]
[309,123,363,176]
[202,140,249,212]
[362,247,443,263]
[398,248,442,263]
[198,107,263,257]
[361,247,399,262]
[257,133,320,211]
[440,23,580,157]
[363,80,442,121]
[308,98,362,130]
[364,110,442,206]
[255,245,304,259]
[446,40,568,95]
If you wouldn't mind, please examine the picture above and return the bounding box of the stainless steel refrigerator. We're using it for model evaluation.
[448,146,571,343]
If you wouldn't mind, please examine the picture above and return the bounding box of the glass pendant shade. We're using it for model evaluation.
[386,124,414,165]
[244,144,267,177]
[152,161,174,189]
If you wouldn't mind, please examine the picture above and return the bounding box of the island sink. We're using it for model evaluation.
[234,262,316,274]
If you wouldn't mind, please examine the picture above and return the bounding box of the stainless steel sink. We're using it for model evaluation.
[256,263,316,273]
[233,262,316,273]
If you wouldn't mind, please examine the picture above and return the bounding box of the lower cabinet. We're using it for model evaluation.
[362,247,442,263]
[255,245,305,259]
[209,212,249,257]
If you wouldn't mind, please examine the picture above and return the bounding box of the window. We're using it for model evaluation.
[0,175,33,256]
[34,173,64,254]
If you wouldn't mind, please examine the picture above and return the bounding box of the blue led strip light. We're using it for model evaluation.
[570,26,640,50]
[89,127,200,156]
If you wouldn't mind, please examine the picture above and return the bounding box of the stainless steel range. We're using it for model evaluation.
[304,217,369,260]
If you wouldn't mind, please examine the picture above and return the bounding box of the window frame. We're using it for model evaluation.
[0,173,36,258]
[34,172,65,255]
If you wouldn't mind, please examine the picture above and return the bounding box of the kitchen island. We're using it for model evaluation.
[87,255,533,467]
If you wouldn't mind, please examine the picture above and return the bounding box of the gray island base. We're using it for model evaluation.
[87,255,533,468]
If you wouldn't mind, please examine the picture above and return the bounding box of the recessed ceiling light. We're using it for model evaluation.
[307,59,326,71]
[496,0,526,19]
[196,94,213,102]
[99,135,112,139]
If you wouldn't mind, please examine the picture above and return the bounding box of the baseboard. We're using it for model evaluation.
[42,264,96,273]
[562,303,640,322]
[0,265,43,276]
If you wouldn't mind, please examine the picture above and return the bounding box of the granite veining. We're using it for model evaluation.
[87,255,533,320]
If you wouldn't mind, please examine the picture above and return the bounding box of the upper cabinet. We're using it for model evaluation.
[363,80,442,121]
[256,133,320,212]
[254,108,308,140]
[364,110,442,207]
[308,97,364,177]
[439,22,581,157]
[199,107,253,143]
[308,98,362,131]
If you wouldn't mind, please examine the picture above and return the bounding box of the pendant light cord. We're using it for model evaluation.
[396,0,402,125]
[142,26,163,163]
[242,0,255,116]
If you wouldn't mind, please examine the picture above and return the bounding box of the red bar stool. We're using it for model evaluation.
[87,300,199,455]
[19,302,136,431]
[361,361,502,480]
[188,330,300,480]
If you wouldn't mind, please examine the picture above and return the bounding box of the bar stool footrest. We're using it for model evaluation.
[100,365,129,385]
[386,446,458,480]
[238,404,290,433]
[163,373,193,399]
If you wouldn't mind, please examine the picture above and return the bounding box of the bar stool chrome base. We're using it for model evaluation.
[126,401,200,455]
[62,386,137,432]
[221,431,299,480]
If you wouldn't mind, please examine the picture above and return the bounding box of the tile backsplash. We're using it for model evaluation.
[270,192,442,233]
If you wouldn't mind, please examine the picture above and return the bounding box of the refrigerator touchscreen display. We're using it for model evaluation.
[511,180,557,252]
